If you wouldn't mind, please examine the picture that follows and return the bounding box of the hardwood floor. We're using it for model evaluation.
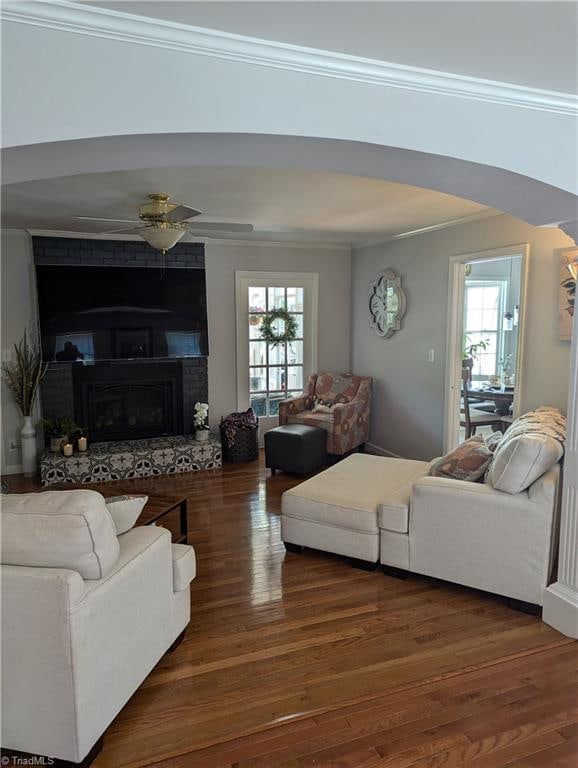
[4,456,577,767]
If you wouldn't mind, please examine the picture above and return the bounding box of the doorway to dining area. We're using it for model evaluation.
[444,245,528,451]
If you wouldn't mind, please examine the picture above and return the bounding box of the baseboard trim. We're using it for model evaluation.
[365,442,403,459]
[2,463,23,475]
[543,581,578,639]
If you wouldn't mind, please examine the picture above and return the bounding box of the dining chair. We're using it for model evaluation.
[460,364,504,439]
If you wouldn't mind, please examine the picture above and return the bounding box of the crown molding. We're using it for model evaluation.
[2,0,576,116]
[357,209,502,250]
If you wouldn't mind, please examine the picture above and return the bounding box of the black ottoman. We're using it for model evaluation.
[265,424,327,475]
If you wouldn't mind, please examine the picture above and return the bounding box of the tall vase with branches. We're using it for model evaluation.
[2,330,47,476]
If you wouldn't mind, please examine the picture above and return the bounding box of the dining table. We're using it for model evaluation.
[467,383,515,417]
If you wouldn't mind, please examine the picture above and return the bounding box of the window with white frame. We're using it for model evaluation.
[248,286,305,416]
[464,280,506,379]
[236,272,318,424]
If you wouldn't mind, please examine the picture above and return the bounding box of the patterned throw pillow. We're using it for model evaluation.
[429,434,493,482]
[485,431,504,452]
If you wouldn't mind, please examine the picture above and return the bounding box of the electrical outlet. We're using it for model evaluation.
[9,440,20,451]
[427,349,436,363]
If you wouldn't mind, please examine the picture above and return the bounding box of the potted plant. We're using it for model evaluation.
[40,417,82,452]
[462,335,490,368]
[193,402,210,442]
[1,331,47,476]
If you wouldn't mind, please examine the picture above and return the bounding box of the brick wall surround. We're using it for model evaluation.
[32,236,205,269]
[34,237,208,436]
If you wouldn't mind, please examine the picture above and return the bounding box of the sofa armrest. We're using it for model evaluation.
[332,398,364,425]
[278,393,311,424]
[409,469,560,605]
[1,526,186,763]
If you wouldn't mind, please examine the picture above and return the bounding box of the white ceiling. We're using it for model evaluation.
[81,1,578,94]
[2,166,493,246]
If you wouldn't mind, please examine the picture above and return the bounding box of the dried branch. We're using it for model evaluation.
[1,330,47,417]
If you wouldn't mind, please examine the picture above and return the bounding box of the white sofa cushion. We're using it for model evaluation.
[486,408,566,494]
[171,543,197,592]
[1,490,119,579]
[282,454,429,533]
[104,495,148,535]
[378,461,433,533]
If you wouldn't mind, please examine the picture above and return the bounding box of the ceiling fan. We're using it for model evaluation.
[75,193,254,254]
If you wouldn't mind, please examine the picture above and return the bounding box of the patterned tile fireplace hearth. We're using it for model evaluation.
[40,435,222,487]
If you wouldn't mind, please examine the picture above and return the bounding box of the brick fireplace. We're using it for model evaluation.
[35,236,209,439]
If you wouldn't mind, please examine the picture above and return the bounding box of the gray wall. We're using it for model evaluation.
[352,214,574,460]
[1,230,38,473]
[205,242,352,428]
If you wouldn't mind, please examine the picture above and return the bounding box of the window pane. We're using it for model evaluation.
[287,340,303,364]
[466,308,483,332]
[481,308,498,330]
[268,287,286,310]
[287,287,304,312]
[287,366,303,390]
[268,366,286,391]
[249,341,267,366]
[269,392,287,416]
[272,316,288,336]
[268,343,286,365]
[294,314,304,338]
[249,315,264,339]
[250,367,267,392]
[466,286,484,310]
[250,394,267,416]
[248,287,266,313]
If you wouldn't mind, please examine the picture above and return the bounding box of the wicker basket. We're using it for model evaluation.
[220,419,259,462]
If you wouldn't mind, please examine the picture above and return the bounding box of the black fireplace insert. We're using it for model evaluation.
[73,362,184,442]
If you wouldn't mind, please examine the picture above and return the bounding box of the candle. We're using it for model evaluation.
[78,436,88,452]
[62,443,73,457]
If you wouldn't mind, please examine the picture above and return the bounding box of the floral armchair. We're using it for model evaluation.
[278,372,372,455]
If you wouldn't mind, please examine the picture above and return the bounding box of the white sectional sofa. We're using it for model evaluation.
[282,409,564,608]
[282,453,431,565]
[1,490,196,764]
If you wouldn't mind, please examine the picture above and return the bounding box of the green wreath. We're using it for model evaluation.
[259,308,298,347]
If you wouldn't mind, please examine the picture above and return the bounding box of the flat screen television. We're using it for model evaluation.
[36,265,209,362]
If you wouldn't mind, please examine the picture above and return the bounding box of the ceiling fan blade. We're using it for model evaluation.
[164,205,203,223]
[188,222,254,233]
[74,216,141,224]
[98,226,144,235]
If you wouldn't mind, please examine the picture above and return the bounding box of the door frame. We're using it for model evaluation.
[235,271,319,436]
[443,243,529,453]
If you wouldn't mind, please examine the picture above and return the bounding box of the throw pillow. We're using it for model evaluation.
[486,408,566,494]
[312,396,335,413]
[1,490,119,580]
[429,434,493,482]
[105,495,148,535]
[486,431,504,452]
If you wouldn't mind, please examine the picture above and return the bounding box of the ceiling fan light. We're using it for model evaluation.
[140,224,186,253]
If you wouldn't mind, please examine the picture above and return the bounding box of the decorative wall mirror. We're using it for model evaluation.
[368,269,406,338]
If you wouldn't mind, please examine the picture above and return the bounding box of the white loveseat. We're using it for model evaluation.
[1,490,196,764]
[282,409,564,608]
